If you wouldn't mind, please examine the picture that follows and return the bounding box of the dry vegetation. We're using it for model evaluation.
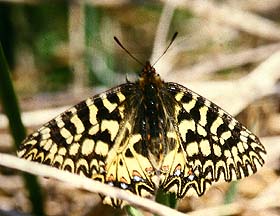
[0,0,280,215]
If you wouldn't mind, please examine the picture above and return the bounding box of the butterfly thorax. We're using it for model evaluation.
[138,61,163,88]
[137,61,167,169]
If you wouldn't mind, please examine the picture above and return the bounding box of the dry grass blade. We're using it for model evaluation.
[171,42,280,80]
[170,0,280,41]
[150,0,176,63]
[69,0,86,94]
[228,0,280,13]
[172,49,280,116]
[186,179,280,216]
[0,153,187,216]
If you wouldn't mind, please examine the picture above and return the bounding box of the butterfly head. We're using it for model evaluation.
[138,61,163,88]
[141,61,156,75]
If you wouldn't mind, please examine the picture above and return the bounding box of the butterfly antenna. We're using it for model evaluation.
[152,32,178,66]
[114,36,144,66]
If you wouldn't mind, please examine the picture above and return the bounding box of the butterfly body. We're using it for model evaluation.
[18,61,266,207]
[137,62,171,169]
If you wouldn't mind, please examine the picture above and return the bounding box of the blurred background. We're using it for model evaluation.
[0,0,280,215]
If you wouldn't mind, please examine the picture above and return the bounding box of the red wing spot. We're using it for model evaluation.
[120,177,128,184]
[107,174,115,182]
[145,167,153,172]
[132,170,142,177]
[162,165,169,172]
[132,170,144,182]
[147,134,151,141]
[145,167,154,175]
[174,164,182,177]
[188,169,194,175]
[175,164,182,170]
[187,168,195,181]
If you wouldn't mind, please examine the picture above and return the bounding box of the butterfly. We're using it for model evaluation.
[18,34,266,208]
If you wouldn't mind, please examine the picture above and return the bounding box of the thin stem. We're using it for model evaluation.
[0,41,45,216]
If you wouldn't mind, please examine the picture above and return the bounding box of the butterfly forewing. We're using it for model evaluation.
[18,61,266,208]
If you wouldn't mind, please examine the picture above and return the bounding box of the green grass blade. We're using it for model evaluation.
[224,181,238,204]
[125,205,144,216]
[0,41,45,216]
[155,190,177,209]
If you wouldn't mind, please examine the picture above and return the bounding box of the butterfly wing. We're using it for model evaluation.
[18,83,155,207]
[159,82,266,198]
